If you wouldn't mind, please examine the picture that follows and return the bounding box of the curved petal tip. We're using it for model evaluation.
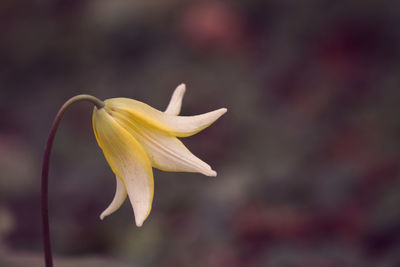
[177,83,186,92]
[100,212,107,221]
[99,176,127,221]
[133,202,150,227]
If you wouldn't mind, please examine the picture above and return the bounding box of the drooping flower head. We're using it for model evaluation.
[92,84,227,226]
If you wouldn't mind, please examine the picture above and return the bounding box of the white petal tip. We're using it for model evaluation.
[177,83,186,91]
[132,202,150,227]
[100,209,113,220]
[203,169,217,177]
[166,84,187,115]
[220,108,228,114]
[135,218,144,227]
[174,84,186,96]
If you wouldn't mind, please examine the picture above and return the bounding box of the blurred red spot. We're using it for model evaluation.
[179,2,245,51]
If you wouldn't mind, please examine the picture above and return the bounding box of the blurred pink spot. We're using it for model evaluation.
[179,2,245,51]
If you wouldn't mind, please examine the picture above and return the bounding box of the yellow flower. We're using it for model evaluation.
[92,84,227,226]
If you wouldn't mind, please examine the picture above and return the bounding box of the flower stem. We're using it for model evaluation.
[41,95,104,267]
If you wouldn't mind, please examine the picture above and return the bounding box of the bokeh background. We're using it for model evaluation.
[1,0,400,266]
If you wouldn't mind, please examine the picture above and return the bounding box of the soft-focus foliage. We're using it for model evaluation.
[1,0,400,266]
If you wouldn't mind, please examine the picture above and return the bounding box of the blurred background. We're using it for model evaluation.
[1,0,400,266]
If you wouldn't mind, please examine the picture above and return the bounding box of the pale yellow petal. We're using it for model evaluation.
[100,176,127,220]
[93,108,154,227]
[165,84,186,115]
[110,109,217,176]
[105,98,227,137]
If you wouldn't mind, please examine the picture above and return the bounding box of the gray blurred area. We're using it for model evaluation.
[1,0,400,266]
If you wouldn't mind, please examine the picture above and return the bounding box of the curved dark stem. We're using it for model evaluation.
[41,95,104,267]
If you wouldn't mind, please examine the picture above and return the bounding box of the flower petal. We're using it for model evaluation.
[110,110,217,176]
[100,176,127,220]
[105,98,227,137]
[93,108,154,227]
[165,84,186,115]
